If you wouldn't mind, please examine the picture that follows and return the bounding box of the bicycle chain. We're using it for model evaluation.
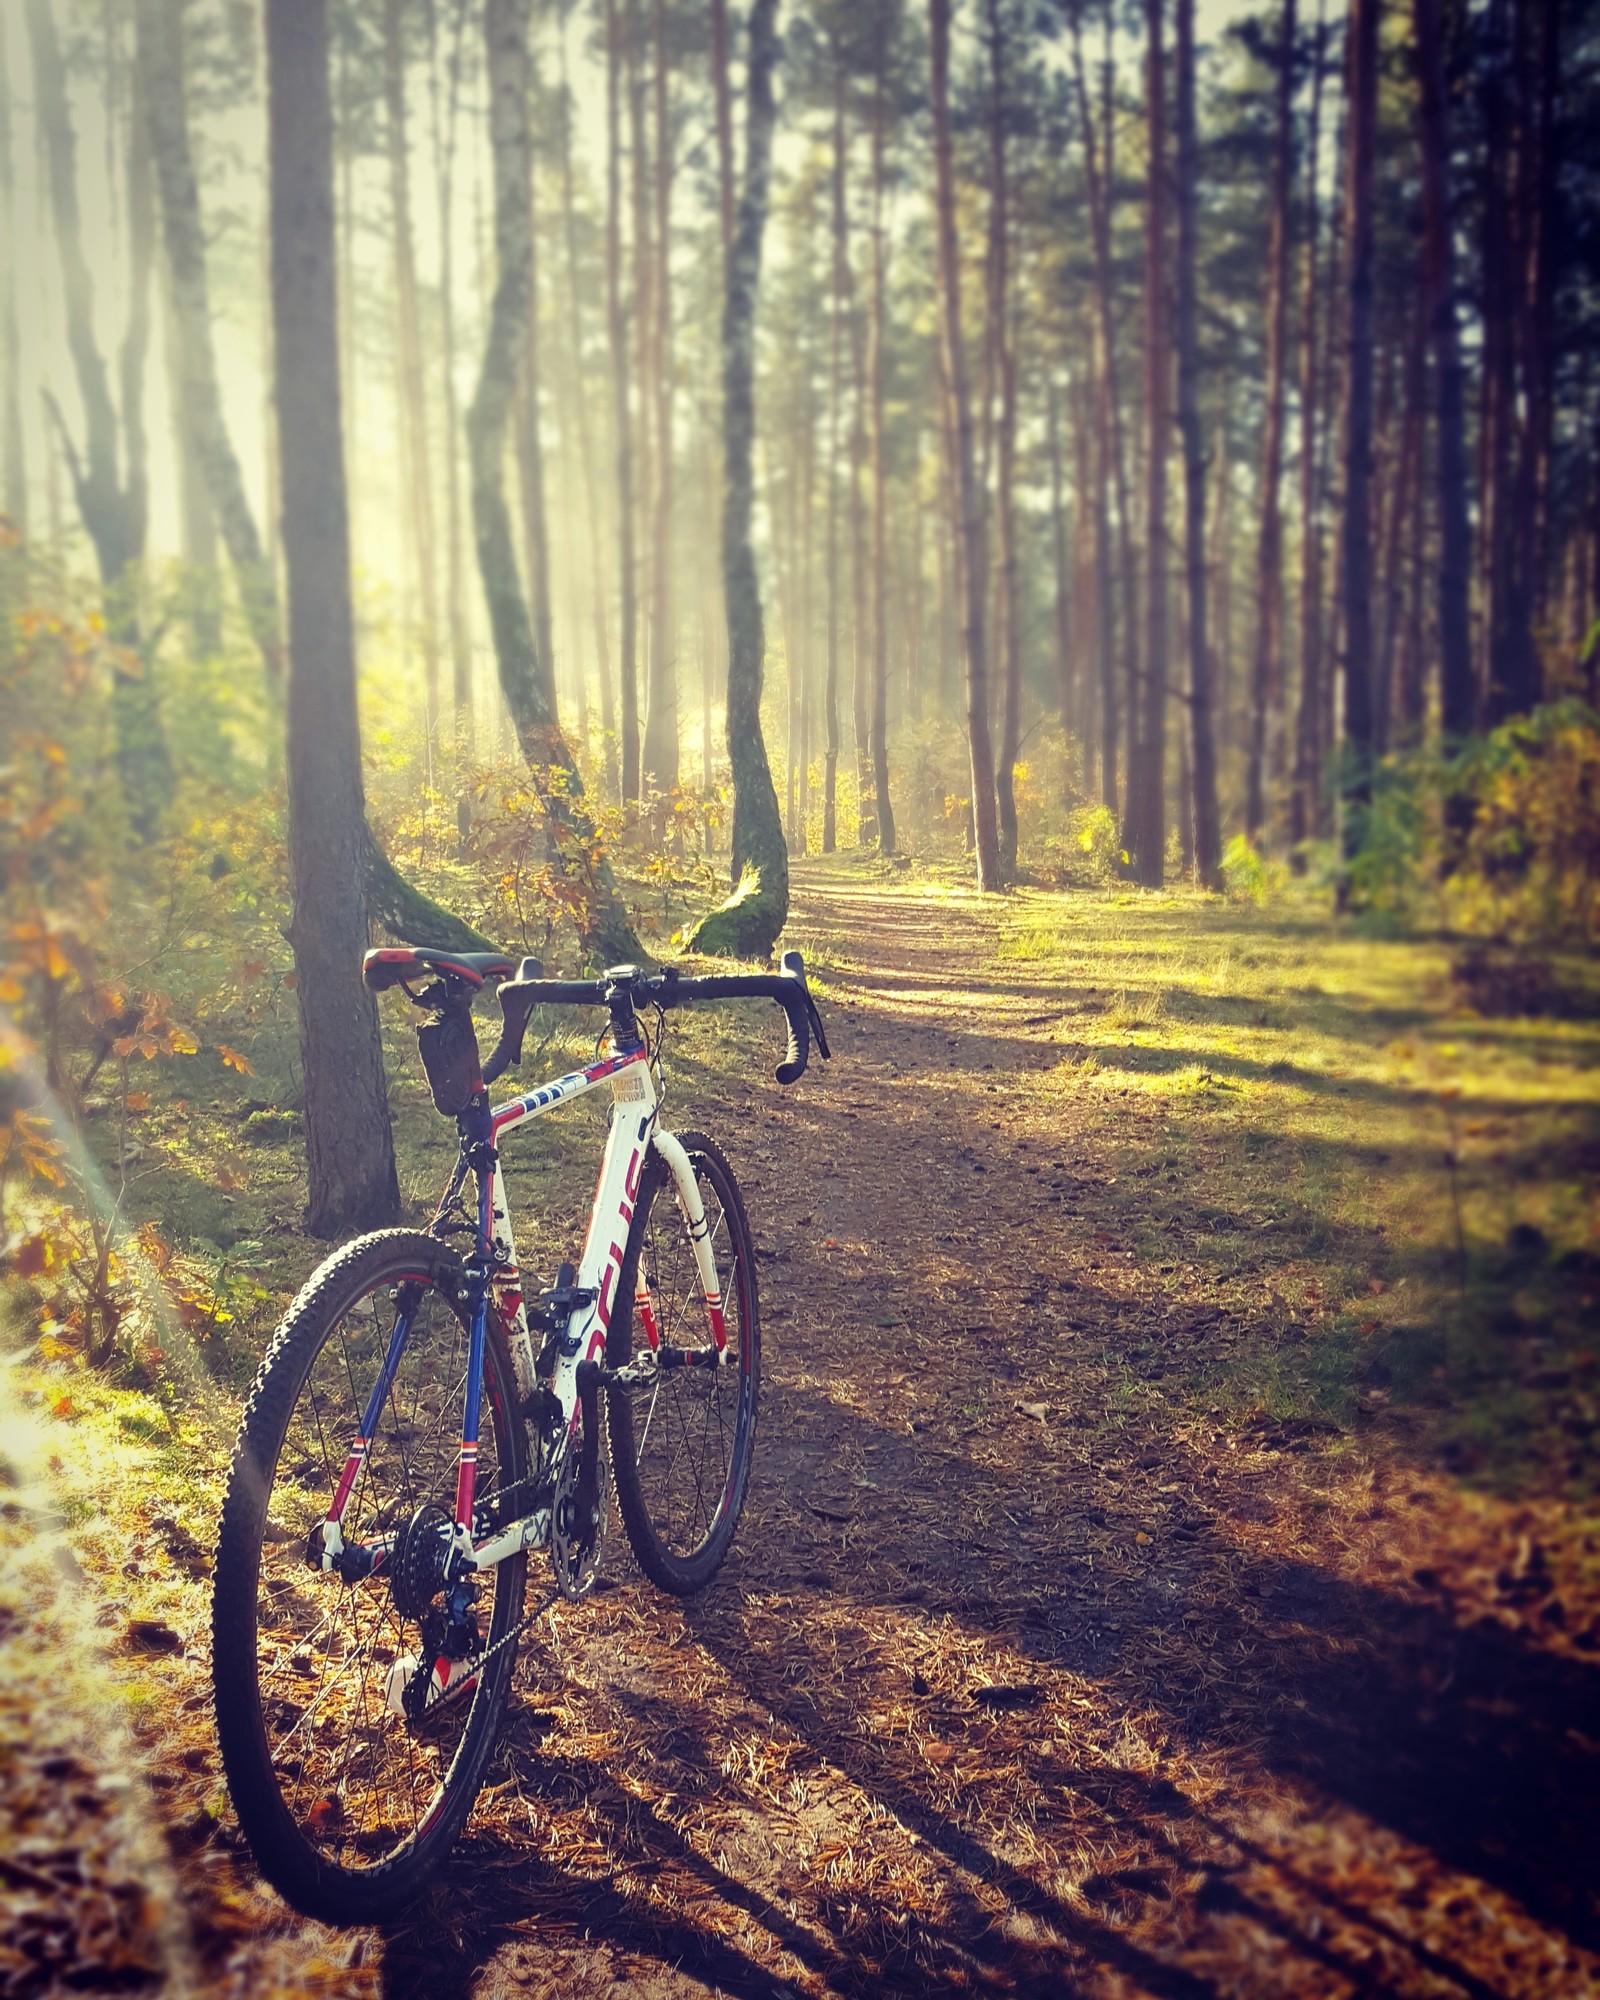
[409,1578,561,1723]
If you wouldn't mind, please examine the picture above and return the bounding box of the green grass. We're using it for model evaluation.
[997,882,1600,1498]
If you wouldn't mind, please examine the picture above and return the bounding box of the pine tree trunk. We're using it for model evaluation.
[557,15,617,798]
[930,0,1001,892]
[1291,8,1327,850]
[1245,0,1296,846]
[606,0,640,803]
[1068,0,1136,821]
[1411,0,1474,739]
[264,0,400,1239]
[1338,0,1379,869]
[627,0,655,805]
[29,0,168,833]
[0,29,25,533]
[1048,380,1075,790]
[986,0,1020,880]
[1131,0,1169,888]
[822,62,847,855]
[642,0,678,796]
[471,0,642,968]
[868,51,896,854]
[428,0,475,840]
[384,0,442,764]
[1175,0,1219,887]
[689,0,789,958]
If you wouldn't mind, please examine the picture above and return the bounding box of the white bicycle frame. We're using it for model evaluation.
[315,1040,729,1585]
[465,1043,727,1571]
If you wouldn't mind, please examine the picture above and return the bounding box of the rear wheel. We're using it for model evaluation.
[212,1230,527,1925]
[609,1133,759,1594]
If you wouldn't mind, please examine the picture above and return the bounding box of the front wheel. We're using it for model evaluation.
[608,1132,760,1595]
[211,1230,528,1925]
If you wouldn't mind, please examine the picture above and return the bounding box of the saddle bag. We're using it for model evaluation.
[417,1006,482,1117]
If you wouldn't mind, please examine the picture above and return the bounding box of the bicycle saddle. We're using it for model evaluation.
[362,947,521,993]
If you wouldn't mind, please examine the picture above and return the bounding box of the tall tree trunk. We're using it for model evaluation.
[1411,0,1474,739]
[627,0,654,805]
[1376,297,1425,749]
[987,0,1020,880]
[428,0,475,840]
[1131,0,1169,888]
[642,0,678,795]
[471,0,641,968]
[605,0,640,803]
[1246,0,1296,845]
[709,0,736,260]
[689,0,789,957]
[822,61,847,854]
[1048,379,1075,788]
[1068,0,1136,820]
[264,0,400,1238]
[1174,0,1218,886]
[142,0,281,680]
[513,72,555,724]
[868,48,896,854]
[29,0,169,833]
[0,27,26,532]
[1338,0,1380,871]
[930,0,1001,891]
[557,12,617,797]
[1291,4,1327,849]
[384,0,442,765]
[846,122,871,846]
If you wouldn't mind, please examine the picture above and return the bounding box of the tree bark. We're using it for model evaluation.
[1411,0,1474,739]
[384,0,442,763]
[1290,5,1327,849]
[1245,0,1296,846]
[987,0,1019,881]
[627,0,654,805]
[822,60,847,855]
[142,0,283,681]
[264,0,400,1238]
[470,0,642,968]
[1048,379,1075,788]
[1175,0,1219,887]
[689,0,789,958]
[868,43,896,854]
[605,0,640,803]
[1068,0,1135,821]
[1130,0,1168,888]
[641,0,678,796]
[0,27,26,532]
[930,0,1001,892]
[426,0,475,842]
[556,12,617,797]
[29,0,169,834]
[1338,0,1380,869]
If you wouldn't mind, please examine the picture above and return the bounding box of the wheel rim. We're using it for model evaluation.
[249,1274,514,1872]
[625,1160,754,1563]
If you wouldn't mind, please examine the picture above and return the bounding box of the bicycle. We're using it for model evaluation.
[210,946,829,1925]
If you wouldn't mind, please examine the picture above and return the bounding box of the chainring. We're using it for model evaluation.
[550,1414,611,1601]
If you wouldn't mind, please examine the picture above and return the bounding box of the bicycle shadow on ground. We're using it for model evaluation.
[374,1374,1599,1998]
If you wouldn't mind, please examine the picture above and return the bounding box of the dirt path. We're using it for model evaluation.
[366,872,1596,1999]
[17,871,1595,1998]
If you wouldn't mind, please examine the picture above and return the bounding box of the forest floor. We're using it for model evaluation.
[4,856,1600,1999]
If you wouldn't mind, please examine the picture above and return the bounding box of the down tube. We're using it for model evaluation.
[454,1167,496,1530]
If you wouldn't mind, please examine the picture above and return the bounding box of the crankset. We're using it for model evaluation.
[550,1378,610,1601]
